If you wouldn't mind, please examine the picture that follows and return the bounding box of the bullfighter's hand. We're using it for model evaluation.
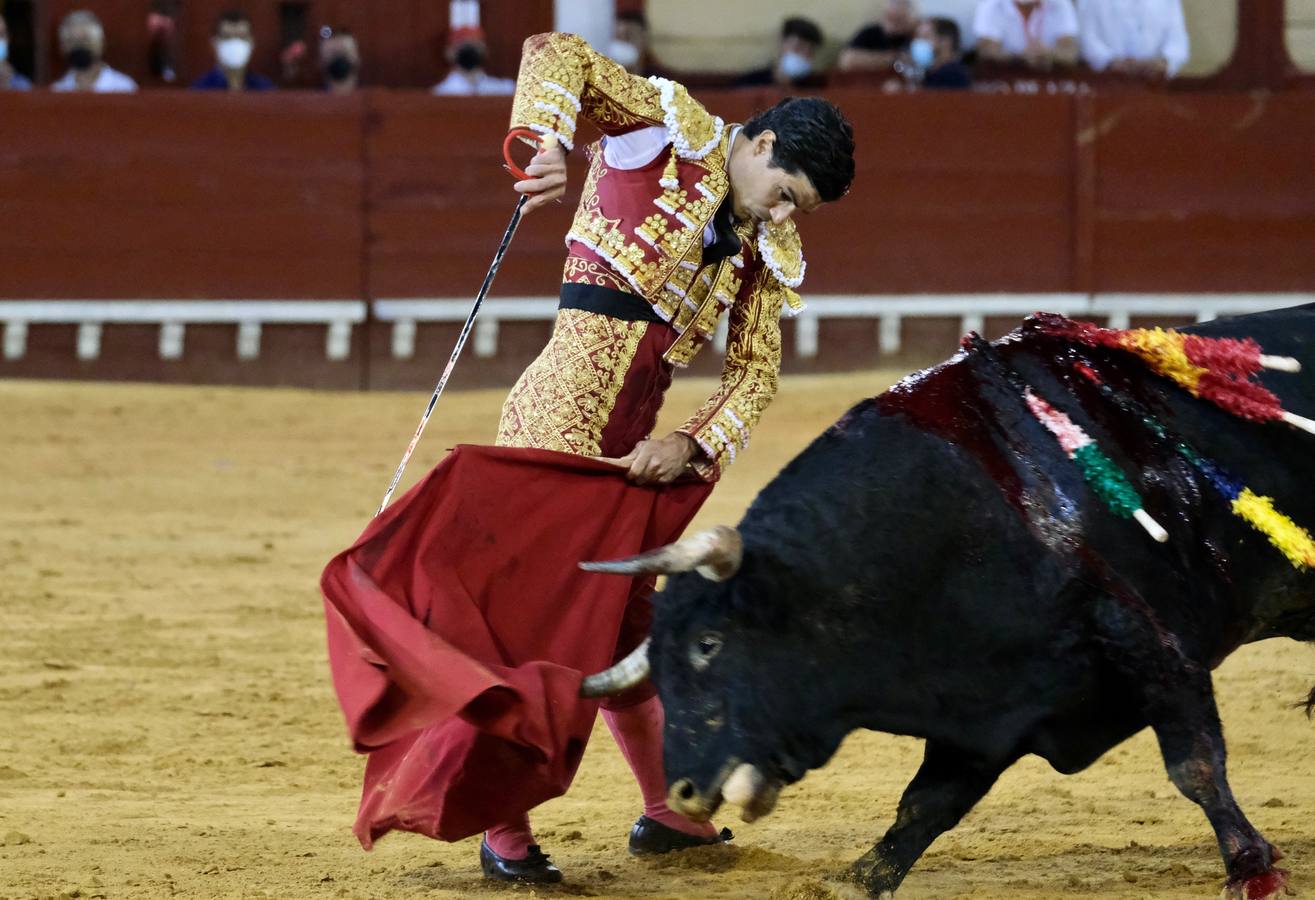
[594,432,699,485]
[514,145,567,214]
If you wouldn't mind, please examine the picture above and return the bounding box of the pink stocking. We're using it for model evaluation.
[484,812,535,859]
[603,695,718,838]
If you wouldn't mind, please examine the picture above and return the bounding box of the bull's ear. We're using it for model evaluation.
[580,526,742,582]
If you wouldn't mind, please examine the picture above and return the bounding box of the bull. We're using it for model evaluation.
[581,305,1314,898]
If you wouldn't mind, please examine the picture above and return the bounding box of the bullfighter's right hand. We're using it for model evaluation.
[514,146,567,214]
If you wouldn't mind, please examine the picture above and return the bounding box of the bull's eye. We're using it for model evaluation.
[690,631,723,671]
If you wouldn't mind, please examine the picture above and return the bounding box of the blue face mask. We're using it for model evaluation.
[778,50,813,81]
[909,37,935,69]
[0,39,9,63]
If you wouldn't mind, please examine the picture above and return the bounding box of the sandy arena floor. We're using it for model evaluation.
[1,371,1311,900]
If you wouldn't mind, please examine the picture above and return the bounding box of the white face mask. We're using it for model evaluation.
[217,37,252,70]
[606,39,641,69]
[778,50,813,80]
[0,39,8,63]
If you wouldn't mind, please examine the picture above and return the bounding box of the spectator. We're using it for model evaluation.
[910,17,973,88]
[605,10,655,76]
[432,24,515,95]
[146,0,179,83]
[1078,0,1189,78]
[319,25,360,94]
[0,12,32,91]
[839,0,919,72]
[193,10,274,91]
[51,10,137,93]
[735,16,826,88]
[973,0,1079,70]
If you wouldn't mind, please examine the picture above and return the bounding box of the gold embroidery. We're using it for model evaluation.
[678,265,785,479]
[652,78,724,161]
[655,187,688,217]
[496,310,647,456]
[566,146,732,330]
[510,33,664,147]
[510,34,799,375]
[563,257,631,293]
[757,220,807,306]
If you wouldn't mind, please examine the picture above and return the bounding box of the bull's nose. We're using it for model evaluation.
[667,778,714,821]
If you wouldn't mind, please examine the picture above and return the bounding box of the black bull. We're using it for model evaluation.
[587,306,1314,898]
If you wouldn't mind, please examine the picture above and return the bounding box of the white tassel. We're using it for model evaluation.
[1133,508,1169,543]
[1260,354,1301,373]
[1280,411,1315,435]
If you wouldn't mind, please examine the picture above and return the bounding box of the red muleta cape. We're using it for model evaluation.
[320,445,712,847]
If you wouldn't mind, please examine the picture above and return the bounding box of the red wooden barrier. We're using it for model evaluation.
[1,89,1313,387]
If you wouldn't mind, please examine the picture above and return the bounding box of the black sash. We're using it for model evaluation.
[558,282,665,323]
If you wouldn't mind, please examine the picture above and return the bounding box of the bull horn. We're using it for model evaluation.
[580,638,651,698]
[579,525,742,582]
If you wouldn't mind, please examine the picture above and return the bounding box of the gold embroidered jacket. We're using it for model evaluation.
[509,32,809,479]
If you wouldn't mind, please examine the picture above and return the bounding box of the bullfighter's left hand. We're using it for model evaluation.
[595,432,699,485]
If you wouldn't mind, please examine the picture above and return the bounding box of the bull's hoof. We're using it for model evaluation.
[846,852,901,899]
[1220,867,1290,900]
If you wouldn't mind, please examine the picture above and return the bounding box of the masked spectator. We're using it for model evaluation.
[839,0,919,72]
[736,16,826,88]
[908,16,973,88]
[52,10,137,92]
[974,0,1079,70]
[433,24,514,95]
[1078,0,1189,78]
[0,12,32,90]
[319,25,360,94]
[193,9,274,91]
[606,10,654,76]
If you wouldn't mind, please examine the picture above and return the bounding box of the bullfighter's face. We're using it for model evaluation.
[727,130,822,227]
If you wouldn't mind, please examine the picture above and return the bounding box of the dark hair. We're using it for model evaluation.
[929,16,961,52]
[743,97,856,203]
[617,10,647,28]
[214,9,250,35]
[781,16,823,47]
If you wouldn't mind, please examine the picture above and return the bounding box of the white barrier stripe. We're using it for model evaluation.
[391,319,416,360]
[474,318,499,358]
[880,312,902,355]
[159,321,185,359]
[374,293,1313,322]
[0,300,366,323]
[325,321,353,361]
[76,322,101,360]
[236,321,262,360]
[2,295,1308,365]
[4,321,27,360]
[795,314,819,358]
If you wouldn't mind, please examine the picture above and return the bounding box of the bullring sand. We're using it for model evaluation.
[1,372,1311,900]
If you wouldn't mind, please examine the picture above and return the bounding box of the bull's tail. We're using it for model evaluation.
[1305,684,1315,718]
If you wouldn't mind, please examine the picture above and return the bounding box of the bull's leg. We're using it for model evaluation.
[1095,592,1287,899]
[848,741,1004,898]
[1142,670,1288,900]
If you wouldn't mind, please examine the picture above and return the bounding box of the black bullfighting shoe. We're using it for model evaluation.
[479,839,563,884]
[627,815,734,855]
